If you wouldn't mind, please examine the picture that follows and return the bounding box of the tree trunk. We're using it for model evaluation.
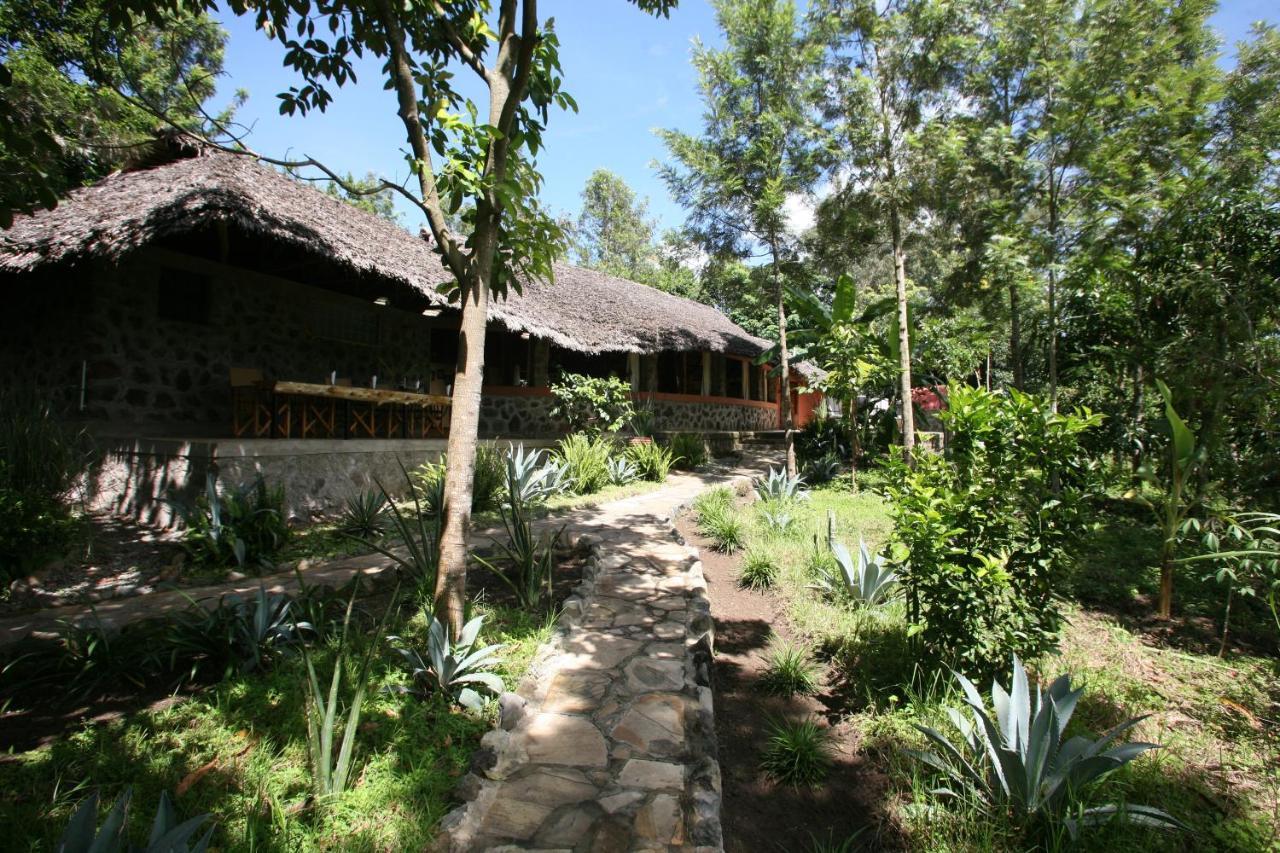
[772,244,797,478]
[1158,540,1174,620]
[434,264,491,630]
[1009,281,1023,390]
[890,208,915,464]
[847,394,860,490]
[1048,265,1058,413]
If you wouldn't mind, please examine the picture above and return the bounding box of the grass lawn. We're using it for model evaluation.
[702,475,1280,851]
[0,594,555,851]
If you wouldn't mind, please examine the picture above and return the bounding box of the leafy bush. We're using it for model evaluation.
[388,613,504,711]
[554,433,615,495]
[885,386,1101,674]
[667,432,707,470]
[336,490,389,539]
[754,466,807,503]
[803,454,843,486]
[626,440,676,482]
[0,387,89,580]
[911,655,1183,841]
[57,788,213,852]
[0,483,80,581]
[412,445,506,515]
[630,395,657,438]
[177,474,289,570]
[761,640,818,696]
[549,372,635,434]
[760,716,832,786]
[606,455,639,486]
[796,416,851,465]
[810,539,899,606]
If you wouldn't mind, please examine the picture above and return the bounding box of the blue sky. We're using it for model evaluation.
[212,0,1277,234]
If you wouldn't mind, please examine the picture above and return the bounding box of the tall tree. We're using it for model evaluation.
[323,171,403,224]
[575,168,656,279]
[0,0,234,225]
[34,0,677,634]
[658,0,822,477]
[810,0,964,463]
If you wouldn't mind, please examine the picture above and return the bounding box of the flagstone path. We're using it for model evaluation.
[435,458,774,852]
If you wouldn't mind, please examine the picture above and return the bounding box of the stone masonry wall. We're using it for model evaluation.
[480,393,778,439]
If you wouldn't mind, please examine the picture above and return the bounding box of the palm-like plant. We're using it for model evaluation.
[811,540,898,605]
[388,614,504,711]
[911,656,1184,839]
[336,490,389,539]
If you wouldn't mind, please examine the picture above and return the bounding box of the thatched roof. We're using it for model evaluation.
[0,148,822,377]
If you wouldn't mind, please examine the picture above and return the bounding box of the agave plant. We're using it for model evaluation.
[388,614,504,711]
[803,454,843,485]
[758,503,797,536]
[754,466,807,503]
[475,500,564,611]
[166,584,311,682]
[504,443,569,507]
[57,788,213,852]
[911,656,1185,839]
[811,540,898,605]
[606,455,639,486]
[336,490,389,539]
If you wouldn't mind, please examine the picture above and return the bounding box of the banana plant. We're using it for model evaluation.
[57,788,213,852]
[811,539,899,605]
[388,613,504,711]
[910,656,1184,840]
[1126,379,1200,619]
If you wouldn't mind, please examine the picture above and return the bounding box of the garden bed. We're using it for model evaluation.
[0,544,589,850]
[684,477,1280,852]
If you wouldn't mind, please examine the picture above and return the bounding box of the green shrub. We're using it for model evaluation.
[761,640,818,696]
[0,387,90,581]
[885,386,1101,675]
[796,416,851,465]
[177,474,289,570]
[555,433,614,495]
[549,372,635,434]
[667,432,707,470]
[626,441,676,482]
[411,445,507,515]
[760,717,832,787]
[740,548,779,589]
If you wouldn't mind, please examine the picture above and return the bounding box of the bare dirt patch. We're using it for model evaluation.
[676,511,894,852]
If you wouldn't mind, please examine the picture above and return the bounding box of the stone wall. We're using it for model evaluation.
[83,437,565,526]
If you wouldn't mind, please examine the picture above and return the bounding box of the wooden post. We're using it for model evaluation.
[645,355,659,394]
[701,352,711,397]
[532,339,550,387]
[629,353,641,391]
[740,359,749,400]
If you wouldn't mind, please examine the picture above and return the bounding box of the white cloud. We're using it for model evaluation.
[783,192,816,236]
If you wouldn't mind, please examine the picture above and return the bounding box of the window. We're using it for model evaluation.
[156,267,212,325]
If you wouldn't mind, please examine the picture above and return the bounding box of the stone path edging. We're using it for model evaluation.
[435,466,765,852]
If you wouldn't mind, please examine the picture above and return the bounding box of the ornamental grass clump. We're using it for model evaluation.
[761,640,818,696]
[555,433,614,495]
[911,655,1184,841]
[740,548,779,589]
[627,440,676,482]
[760,716,832,787]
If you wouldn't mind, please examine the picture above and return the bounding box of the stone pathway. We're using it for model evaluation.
[435,457,775,853]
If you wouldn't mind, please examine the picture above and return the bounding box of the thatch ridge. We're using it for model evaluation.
[1,150,823,378]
